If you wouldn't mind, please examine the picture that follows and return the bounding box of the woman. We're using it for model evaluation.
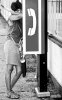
[4,1,23,99]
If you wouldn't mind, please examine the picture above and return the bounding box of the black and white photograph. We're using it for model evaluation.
[0,0,62,100]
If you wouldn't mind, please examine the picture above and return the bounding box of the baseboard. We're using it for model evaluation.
[48,71,62,97]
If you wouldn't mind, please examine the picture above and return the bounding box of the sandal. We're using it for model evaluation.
[6,91,20,99]
[11,90,20,97]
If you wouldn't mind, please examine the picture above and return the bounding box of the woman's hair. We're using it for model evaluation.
[11,0,22,32]
[11,0,22,11]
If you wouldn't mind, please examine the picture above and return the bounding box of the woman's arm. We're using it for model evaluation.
[1,4,21,15]
[9,13,22,21]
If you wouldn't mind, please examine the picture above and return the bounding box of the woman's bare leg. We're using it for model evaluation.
[5,64,13,92]
[5,64,20,98]
[11,63,21,89]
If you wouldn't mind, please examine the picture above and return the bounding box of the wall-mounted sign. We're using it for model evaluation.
[23,0,41,54]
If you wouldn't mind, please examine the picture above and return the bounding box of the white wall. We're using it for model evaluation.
[48,39,62,86]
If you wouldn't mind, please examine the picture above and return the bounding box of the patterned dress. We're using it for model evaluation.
[4,20,22,65]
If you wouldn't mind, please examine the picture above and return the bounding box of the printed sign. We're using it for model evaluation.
[23,0,41,54]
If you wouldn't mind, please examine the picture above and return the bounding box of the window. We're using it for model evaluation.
[56,0,62,13]
[48,0,62,37]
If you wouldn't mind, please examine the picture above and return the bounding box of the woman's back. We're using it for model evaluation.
[7,20,22,43]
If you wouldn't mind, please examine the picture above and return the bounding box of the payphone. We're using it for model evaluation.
[23,0,50,98]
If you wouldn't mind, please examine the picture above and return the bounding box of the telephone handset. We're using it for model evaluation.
[27,8,36,36]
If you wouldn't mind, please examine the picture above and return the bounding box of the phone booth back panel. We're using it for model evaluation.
[26,0,38,51]
[23,0,41,54]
